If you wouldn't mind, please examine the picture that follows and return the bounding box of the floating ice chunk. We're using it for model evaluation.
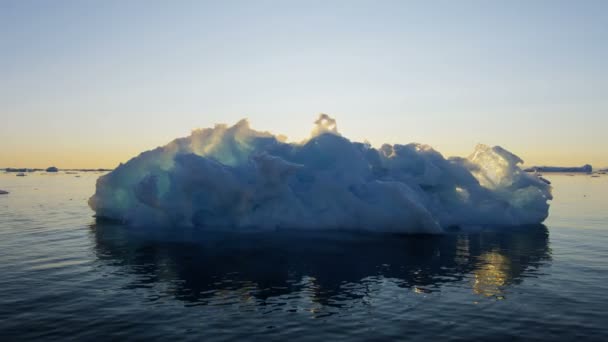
[89,114,552,233]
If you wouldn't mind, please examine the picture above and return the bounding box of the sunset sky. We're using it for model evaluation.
[1,0,607,169]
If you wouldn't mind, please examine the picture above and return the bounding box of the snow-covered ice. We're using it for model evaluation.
[89,114,552,234]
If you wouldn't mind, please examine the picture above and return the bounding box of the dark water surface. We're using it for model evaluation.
[1,173,607,340]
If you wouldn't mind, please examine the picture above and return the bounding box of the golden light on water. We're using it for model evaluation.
[473,250,511,298]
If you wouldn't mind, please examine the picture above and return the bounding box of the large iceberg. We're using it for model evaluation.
[89,114,551,234]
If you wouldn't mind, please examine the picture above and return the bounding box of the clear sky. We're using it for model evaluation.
[1,0,607,169]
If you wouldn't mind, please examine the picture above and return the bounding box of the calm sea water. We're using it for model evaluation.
[0,173,606,341]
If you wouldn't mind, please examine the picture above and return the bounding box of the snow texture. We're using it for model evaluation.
[89,114,552,234]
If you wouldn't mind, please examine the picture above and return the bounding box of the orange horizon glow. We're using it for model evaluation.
[2,125,606,170]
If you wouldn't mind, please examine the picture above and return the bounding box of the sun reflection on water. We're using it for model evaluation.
[473,251,510,298]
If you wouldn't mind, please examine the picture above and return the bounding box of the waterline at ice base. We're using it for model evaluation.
[89,114,552,234]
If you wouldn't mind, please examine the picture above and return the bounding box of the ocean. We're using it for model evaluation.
[0,172,606,340]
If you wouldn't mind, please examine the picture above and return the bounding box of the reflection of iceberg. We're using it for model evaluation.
[89,114,552,233]
[91,223,551,304]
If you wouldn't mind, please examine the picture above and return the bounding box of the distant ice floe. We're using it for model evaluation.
[89,114,552,234]
[523,165,592,173]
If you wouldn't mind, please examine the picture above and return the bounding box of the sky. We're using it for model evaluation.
[1,0,607,169]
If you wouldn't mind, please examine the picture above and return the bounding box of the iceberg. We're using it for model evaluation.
[89,114,552,234]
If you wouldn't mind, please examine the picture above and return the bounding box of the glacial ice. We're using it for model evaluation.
[89,114,552,234]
